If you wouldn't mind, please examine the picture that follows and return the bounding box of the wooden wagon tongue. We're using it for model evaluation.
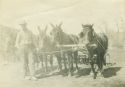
[57,44,87,48]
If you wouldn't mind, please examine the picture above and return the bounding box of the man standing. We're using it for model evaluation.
[15,21,37,80]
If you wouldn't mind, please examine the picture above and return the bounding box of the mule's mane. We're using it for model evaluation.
[53,28,78,45]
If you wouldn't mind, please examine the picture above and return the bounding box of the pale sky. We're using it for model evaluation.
[0,0,124,34]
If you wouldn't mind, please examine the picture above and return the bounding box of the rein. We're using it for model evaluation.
[93,31,106,51]
[38,48,73,54]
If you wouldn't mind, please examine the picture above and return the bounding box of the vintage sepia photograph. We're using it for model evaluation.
[0,0,125,87]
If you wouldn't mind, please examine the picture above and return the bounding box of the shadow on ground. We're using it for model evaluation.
[75,68,91,78]
[35,66,121,79]
[102,67,121,78]
[76,67,121,78]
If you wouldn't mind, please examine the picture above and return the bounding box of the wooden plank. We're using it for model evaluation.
[57,44,86,47]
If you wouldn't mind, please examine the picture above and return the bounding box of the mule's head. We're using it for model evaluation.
[50,23,63,43]
[79,24,94,45]
[37,26,48,39]
[37,26,48,48]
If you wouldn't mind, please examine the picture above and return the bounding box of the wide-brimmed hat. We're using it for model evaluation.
[82,24,93,28]
[19,20,27,26]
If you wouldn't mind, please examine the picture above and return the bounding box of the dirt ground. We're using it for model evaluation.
[0,48,125,87]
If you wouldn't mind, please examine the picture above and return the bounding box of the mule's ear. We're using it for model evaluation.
[50,23,55,28]
[59,22,63,28]
[91,24,94,27]
[56,24,58,28]
[37,26,42,33]
[79,32,83,38]
[44,25,48,33]
[92,30,95,36]
[37,26,40,30]
[82,24,84,28]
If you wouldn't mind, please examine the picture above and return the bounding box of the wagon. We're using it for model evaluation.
[56,44,115,78]
[57,44,89,64]
[38,44,114,79]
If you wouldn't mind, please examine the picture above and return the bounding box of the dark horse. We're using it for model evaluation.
[50,23,79,76]
[79,24,108,79]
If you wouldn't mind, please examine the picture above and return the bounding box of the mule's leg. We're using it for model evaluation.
[56,53,62,72]
[93,56,104,78]
[41,56,44,68]
[63,53,67,70]
[74,51,79,72]
[49,54,53,71]
[45,54,48,72]
[97,53,104,77]
[97,63,103,77]
[90,63,97,79]
[71,54,74,76]
[67,54,70,76]
[68,53,74,76]
[39,54,44,69]
[34,52,39,71]
[89,54,98,79]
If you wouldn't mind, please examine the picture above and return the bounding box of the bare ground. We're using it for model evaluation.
[0,48,125,87]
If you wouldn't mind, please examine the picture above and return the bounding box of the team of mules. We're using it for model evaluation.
[34,23,108,79]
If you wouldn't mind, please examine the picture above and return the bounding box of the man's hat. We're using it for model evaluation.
[19,20,27,26]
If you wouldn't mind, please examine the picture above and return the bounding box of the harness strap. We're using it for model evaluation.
[38,48,73,54]
[93,31,106,51]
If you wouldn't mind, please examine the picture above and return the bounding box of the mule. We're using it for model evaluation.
[37,26,53,72]
[50,23,79,76]
[79,24,108,79]
[37,26,62,72]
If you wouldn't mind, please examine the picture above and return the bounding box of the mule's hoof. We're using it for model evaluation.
[97,72,103,77]
[68,74,71,77]
[24,76,31,80]
[68,73,73,77]
[74,70,78,73]
[93,73,97,79]
[89,72,94,76]
[31,76,38,81]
